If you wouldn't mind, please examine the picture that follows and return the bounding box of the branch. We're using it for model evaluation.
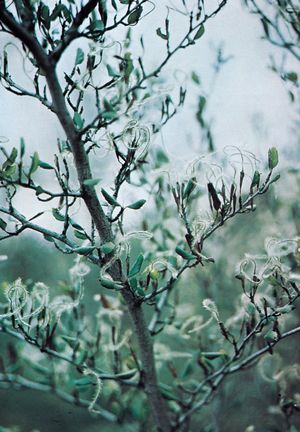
[0,205,99,265]
[0,7,172,430]
[178,325,300,425]
[81,0,229,134]
[0,372,117,423]
[50,0,98,63]
[0,72,54,111]
[0,318,139,385]
[228,325,300,373]
[0,3,49,71]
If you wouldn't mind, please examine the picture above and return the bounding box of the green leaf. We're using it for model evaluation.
[261,17,269,37]
[129,276,138,291]
[40,4,50,29]
[70,219,84,231]
[89,19,104,32]
[129,254,144,278]
[101,188,120,206]
[83,178,101,187]
[73,246,95,255]
[98,0,108,26]
[197,95,206,117]
[276,304,295,314]
[20,137,25,158]
[268,174,280,186]
[128,199,146,210]
[251,170,260,189]
[99,277,123,290]
[52,208,65,221]
[75,48,84,65]
[4,147,18,168]
[2,149,16,171]
[107,64,119,77]
[183,177,197,199]
[4,164,16,177]
[135,287,145,297]
[115,369,137,379]
[50,3,64,21]
[268,147,279,170]
[76,349,88,364]
[102,111,117,120]
[0,218,7,230]
[103,97,114,112]
[194,25,205,40]
[73,112,84,129]
[35,186,45,196]
[201,351,227,360]
[100,241,115,254]
[74,230,89,240]
[127,5,143,25]
[43,234,54,242]
[149,269,160,281]
[39,160,54,170]
[29,152,40,175]
[123,53,134,79]
[156,149,169,166]
[160,384,179,401]
[111,0,118,11]
[246,302,257,315]
[74,377,91,387]
[156,28,168,40]
[285,71,298,83]
[191,71,200,85]
[61,335,77,347]
[175,246,196,261]
[264,329,278,343]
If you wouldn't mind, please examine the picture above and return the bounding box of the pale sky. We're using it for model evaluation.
[0,1,297,226]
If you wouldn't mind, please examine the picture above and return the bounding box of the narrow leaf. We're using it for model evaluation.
[29,152,40,175]
[129,254,144,278]
[127,6,143,25]
[100,277,123,290]
[175,246,196,261]
[100,242,115,254]
[52,208,65,221]
[43,234,54,242]
[251,170,260,189]
[20,137,25,158]
[194,25,205,40]
[101,188,120,206]
[39,160,54,170]
[0,218,7,230]
[73,112,84,129]
[183,177,196,199]
[268,147,279,170]
[74,230,88,240]
[75,48,84,65]
[128,199,146,210]
[83,178,101,187]
[73,246,95,255]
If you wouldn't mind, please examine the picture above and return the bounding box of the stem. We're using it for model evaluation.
[0,8,171,430]
[45,64,171,432]
[123,290,171,432]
